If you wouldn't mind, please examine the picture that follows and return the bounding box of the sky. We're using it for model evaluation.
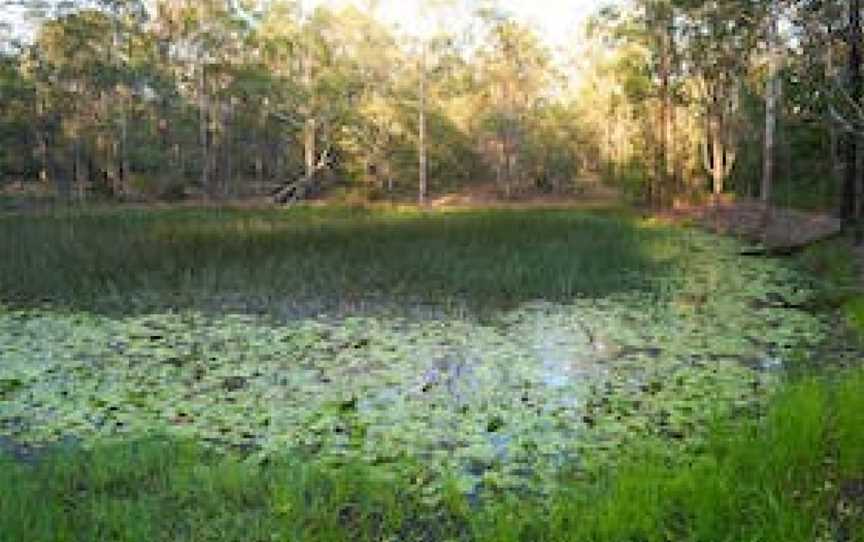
[303,0,601,48]
[1,0,609,49]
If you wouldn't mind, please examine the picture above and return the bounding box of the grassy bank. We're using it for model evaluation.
[0,206,670,313]
[2,367,861,542]
[2,205,860,541]
[483,370,864,542]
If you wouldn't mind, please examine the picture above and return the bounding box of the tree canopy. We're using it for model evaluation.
[0,0,859,218]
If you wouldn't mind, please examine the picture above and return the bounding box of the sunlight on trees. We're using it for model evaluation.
[0,0,859,217]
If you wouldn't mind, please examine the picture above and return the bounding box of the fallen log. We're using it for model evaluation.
[662,198,842,254]
[272,174,322,205]
[739,230,844,257]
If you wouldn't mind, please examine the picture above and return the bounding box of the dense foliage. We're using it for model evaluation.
[1,2,863,540]
[0,0,859,213]
[576,0,855,208]
[0,1,591,203]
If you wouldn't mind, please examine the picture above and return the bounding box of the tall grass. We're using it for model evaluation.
[3,368,861,542]
[836,369,864,478]
[0,206,671,313]
[2,205,860,541]
[477,377,834,542]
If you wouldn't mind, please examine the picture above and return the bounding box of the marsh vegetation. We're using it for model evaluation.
[1,206,862,541]
[2,0,864,540]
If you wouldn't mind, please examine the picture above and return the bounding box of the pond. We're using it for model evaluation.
[0,229,830,496]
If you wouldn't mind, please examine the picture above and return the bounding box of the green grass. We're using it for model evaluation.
[2,367,862,542]
[2,204,861,541]
[478,375,841,542]
[0,437,463,542]
[0,205,673,314]
[799,240,860,291]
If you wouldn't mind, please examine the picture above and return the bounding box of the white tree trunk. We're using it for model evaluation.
[199,63,209,195]
[120,94,128,196]
[712,118,724,195]
[418,41,428,205]
[762,1,780,207]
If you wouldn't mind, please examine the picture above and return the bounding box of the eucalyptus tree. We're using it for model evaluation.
[8,0,796,208]
[30,8,123,199]
[576,5,676,198]
[403,0,467,203]
[801,0,864,226]
[676,0,768,196]
[575,0,793,206]
[86,0,149,197]
[618,0,681,206]
[622,0,679,206]
[320,5,403,188]
[844,0,862,237]
[761,0,781,208]
[0,50,37,186]
[271,5,376,202]
[803,0,846,200]
[419,37,428,204]
[475,12,551,198]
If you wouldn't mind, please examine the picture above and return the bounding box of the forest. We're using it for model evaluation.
[0,1,863,541]
[0,0,855,213]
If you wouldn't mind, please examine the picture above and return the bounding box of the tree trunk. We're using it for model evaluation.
[74,134,84,202]
[712,117,724,195]
[418,41,428,206]
[304,119,315,180]
[72,96,85,203]
[762,1,779,208]
[257,98,267,186]
[671,104,682,195]
[605,101,615,180]
[614,107,620,180]
[36,93,48,184]
[120,94,128,197]
[225,99,233,197]
[658,15,671,207]
[199,63,209,196]
[39,134,49,184]
[303,46,316,183]
[827,24,841,201]
[210,96,221,194]
[843,0,862,238]
[667,16,680,196]
[112,12,128,199]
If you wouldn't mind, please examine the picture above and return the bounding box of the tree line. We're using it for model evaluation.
[0,0,582,203]
[0,0,861,221]
[582,0,862,230]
